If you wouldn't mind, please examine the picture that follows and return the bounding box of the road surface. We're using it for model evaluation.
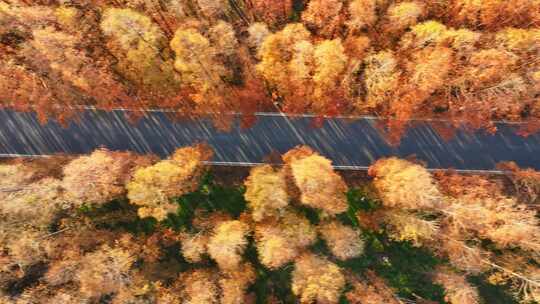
[0,109,539,172]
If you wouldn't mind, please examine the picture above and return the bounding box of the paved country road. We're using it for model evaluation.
[0,109,539,172]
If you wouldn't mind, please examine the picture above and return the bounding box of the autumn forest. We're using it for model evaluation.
[1,0,540,303]
[1,0,540,136]
[0,144,539,303]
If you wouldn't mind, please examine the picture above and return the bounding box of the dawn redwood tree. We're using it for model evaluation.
[127,144,212,220]
[1,145,538,303]
[25,27,130,109]
[433,266,481,304]
[248,0,293,26]
[301,0,344,38]
[318,220,365,260]
[291,253,346,303]
[346,0,378,34]
[207,220,250,270]
[100,8,180,100]
[283,146,349,215]
[312,39,348,114]
[368,157,443,209]
[381,1,426,38]
[345,271,403,304]
[196,0,230,20]
[254,209,317,269]
[498,161,540,205]
[170,27,226,94]
[170,21,243,119]
[247,22,270,55]
[448,0,540,30]
[0,177,65,229]
[0,60,53,120]
[257,23,311,99]
[368,157,540,301]
[75,245,136,299]
[358,50,401,111]
[63,149,153,208]
[218,262,256,304]
[244,164,289,221]
[257,24,350,114]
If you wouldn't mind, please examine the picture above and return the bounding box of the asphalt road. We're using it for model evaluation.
[0,109,539,172]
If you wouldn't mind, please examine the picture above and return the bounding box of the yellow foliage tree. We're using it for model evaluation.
[100,8,180,96]
[312,39,348,112]
[399,20,449,50]
[383,209,439,247]
[258,23,350,113]
[257,23,311,98]
[244,165,289,221]
[360,50,401,110]
[383,1,426,35]
[170,24,238,114]
[127,144,212,221]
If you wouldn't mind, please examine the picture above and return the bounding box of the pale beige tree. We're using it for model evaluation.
[247,22,271,56]
[318,220,364,260]
[219,263,257,304]
[346,0,377,33]
[207,220,250,270]
[434,267,480,304]
[284,146,348,215]
[178,232,209,263]
[197,0,230,20]
[63,149,150,207]
[76,245,135,299]
[369,157,444,209]
[292,253,346,304]
[1,178,65,229]
[254,210,317,269]
[346,271,401,304]
[177,268,220,304]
